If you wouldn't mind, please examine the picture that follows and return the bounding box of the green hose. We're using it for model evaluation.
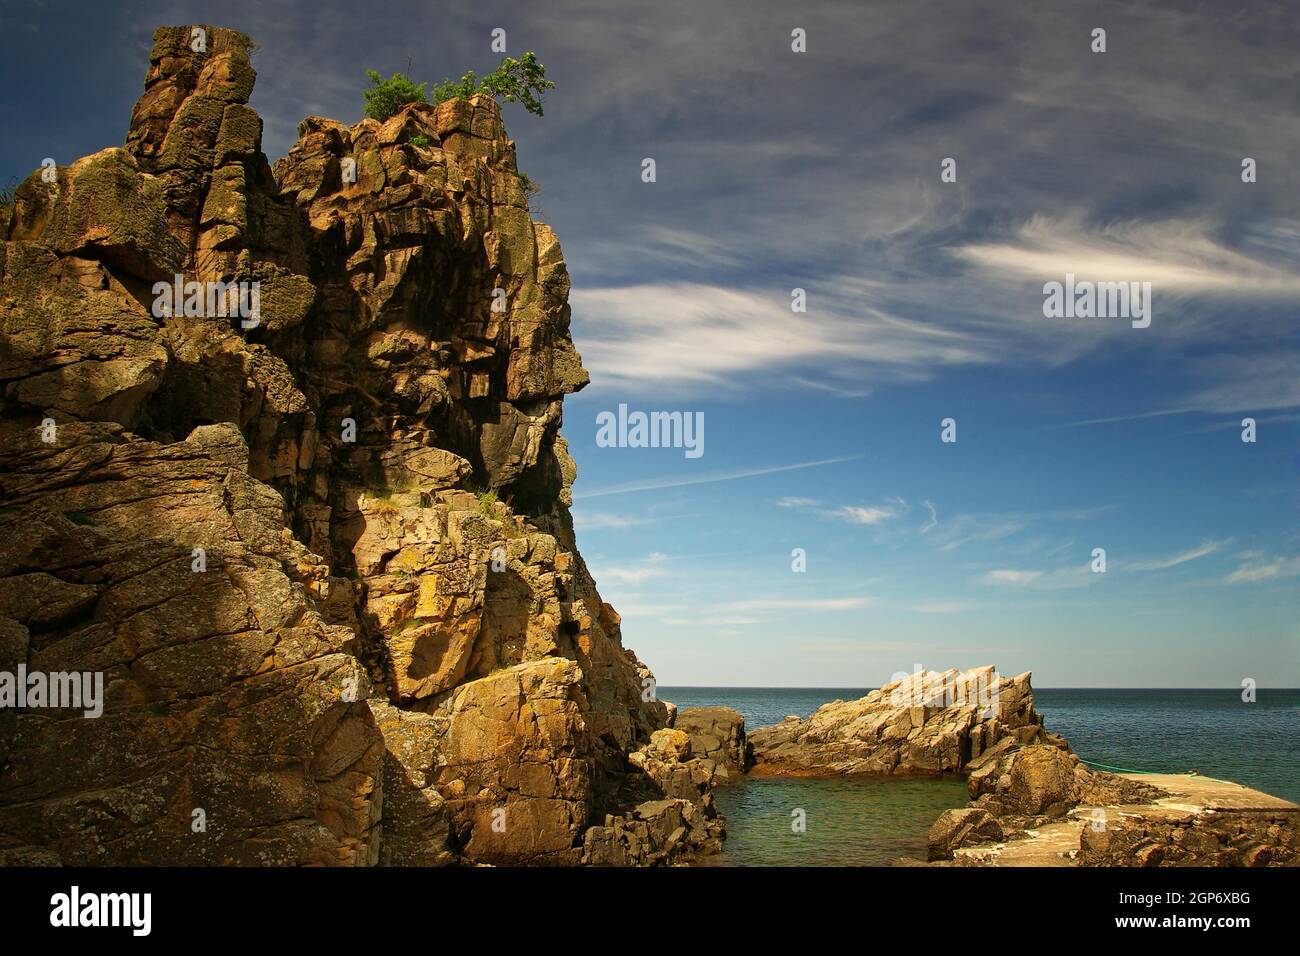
[1080,758,1192,776]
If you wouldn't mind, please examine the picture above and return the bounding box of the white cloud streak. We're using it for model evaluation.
[1128,540,1225,572]
[573,455,861,500]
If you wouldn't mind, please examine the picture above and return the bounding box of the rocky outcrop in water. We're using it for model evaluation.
[0,25,712,866]
[743,665,1216,868]
[748,666,1053,777]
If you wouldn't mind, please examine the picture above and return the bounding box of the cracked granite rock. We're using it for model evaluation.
[0,25,701,866]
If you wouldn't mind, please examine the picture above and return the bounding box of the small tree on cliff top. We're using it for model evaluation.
[363,71,428,120]
[363,53,555,121]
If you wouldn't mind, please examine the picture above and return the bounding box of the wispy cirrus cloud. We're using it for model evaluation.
[955,214,1300,298]
[1183,352,1300,414]
[574,455,860,500]
[718,596,875,613]
[1128,540,1226,572]
[1050,408,1198,429]
[589,551,676,587]
[834,505,898,525]
[593,564,668,585]
[926,506,1114,553]
[1223,554,1300,584]
[1048,354,1300,426]
[777,496,821,509]
[572,511,653,530]
[908,599,970,614]
[919,500,939,533]
[926,514,1028,552]
[982,569,1042,586]
[777,496,903,527]
[980,564,1095,591]
[571,282,988,392]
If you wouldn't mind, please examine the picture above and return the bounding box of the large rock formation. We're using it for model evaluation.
[673,706,750,784]
[0,26,708,866]
[927,741,1166,861]
[749,666,1052,777]
[932,752,1299,867]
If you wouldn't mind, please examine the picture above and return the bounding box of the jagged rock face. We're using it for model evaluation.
[0,421,381,865]
[748,666,1046,777]
[583,724,729,865]
[373,657,593,865]
[926,808,1004,861]
[0,25,676,866]
[965,743,1165,826]
[673,706,751,784]
[928,738,1168,861]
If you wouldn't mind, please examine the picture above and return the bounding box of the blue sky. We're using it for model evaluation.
[3,0,1297,686]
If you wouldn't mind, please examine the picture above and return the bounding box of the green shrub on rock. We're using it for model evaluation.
[363,53,555,121]
[363,70,428,121]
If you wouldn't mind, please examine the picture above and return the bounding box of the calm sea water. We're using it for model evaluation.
[660,686,1300,866]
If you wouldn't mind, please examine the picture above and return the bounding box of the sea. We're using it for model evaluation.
[659,687,1300,866]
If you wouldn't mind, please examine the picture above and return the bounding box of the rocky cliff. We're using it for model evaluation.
[0,26,719,866]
